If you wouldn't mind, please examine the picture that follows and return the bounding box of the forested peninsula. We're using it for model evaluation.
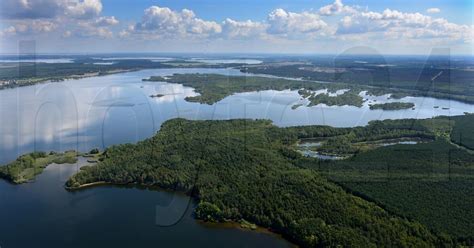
[63,114,474,247]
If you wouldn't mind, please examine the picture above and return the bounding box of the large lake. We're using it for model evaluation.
[0,67,473,247]
[0,158,291,247]
[1,68,472,164]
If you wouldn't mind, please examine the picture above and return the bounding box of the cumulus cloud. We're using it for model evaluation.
[94,16,119,26]
[319,0,357,16]
[66,0,102,19]
[0,0,63,19]
[426,8,441,14]
[221,18,267,39]
[2,0,471,51]
[132,6,221,38]
[0,0,102,20]
[63,17,117,38]
[125,6,329,40]
[0,26,18,37]
[0,0,118,39]
[267,9,327,36]
[336,7,473,44]
[336,15,368,35]
[0,20,57,37]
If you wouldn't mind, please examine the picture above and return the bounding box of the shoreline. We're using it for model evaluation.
[199,220,296,247]
[65,181,110,190]
[67,179,296,247]
[2,64,474,108]
[0,68,138,91]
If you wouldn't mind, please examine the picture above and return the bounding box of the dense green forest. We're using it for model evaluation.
[308,139,474,240]
[144,73,341,105]
[287,115,474,241]
[451,114,474,150]
[0,60,167,84]
[369,102,415,110]
[145,73,372,107]
[65,116,474,247]
[0,151,77,183]
[242,61,474,104]
[144,73,474,109]
[307,89,364,107]
[0,60,240,89]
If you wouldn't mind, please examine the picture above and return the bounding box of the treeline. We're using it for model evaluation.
[66,118,455,247]
[287,115,474,240]
[312,139,474,240]
[278,118,441,155]
[369,102,415,110]
[451,114,474,150]
[145,73,366,106]
[308,89,364,107]
[242,62,474,103]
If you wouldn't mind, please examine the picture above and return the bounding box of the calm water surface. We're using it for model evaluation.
[0,158,291,248]
[1,67,473,247]
[1,67,472,164]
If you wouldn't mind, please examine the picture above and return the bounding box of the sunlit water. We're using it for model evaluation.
[0,67,472,247]
[0,67,472,164]
[0,58,74,63]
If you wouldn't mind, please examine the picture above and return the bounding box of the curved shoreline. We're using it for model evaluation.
[65,181,110,190]
[66,180,296,247]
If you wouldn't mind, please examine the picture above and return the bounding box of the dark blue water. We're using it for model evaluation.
[0,158,291,247]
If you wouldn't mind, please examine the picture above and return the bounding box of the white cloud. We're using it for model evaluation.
[267,9,327,36]
[0,0,118,39]
[0,20,57,37]
[0,0,63,19]
[0,26,18,37]
[66,0,102,19]
[132,6,221,38]
[1,0,471,54]
[126,6,329,40]
[71,21,113,38]
[0,0,103,20]
[426,8,441,14]
[319,0,357,16]
[94,16,119,26]
[336,7,473,44]
[221,18,266,39]
[63,18,117,38]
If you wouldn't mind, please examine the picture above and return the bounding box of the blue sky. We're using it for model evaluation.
[102,0,473,24]
[0,0,473,55]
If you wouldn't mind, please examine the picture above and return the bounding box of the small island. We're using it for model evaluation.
[307,89,364,107]
[144,74,366,107]
[149,94,165,98]
[291,103,303,109]
[369,102,415,110]
[0,151,77,184]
